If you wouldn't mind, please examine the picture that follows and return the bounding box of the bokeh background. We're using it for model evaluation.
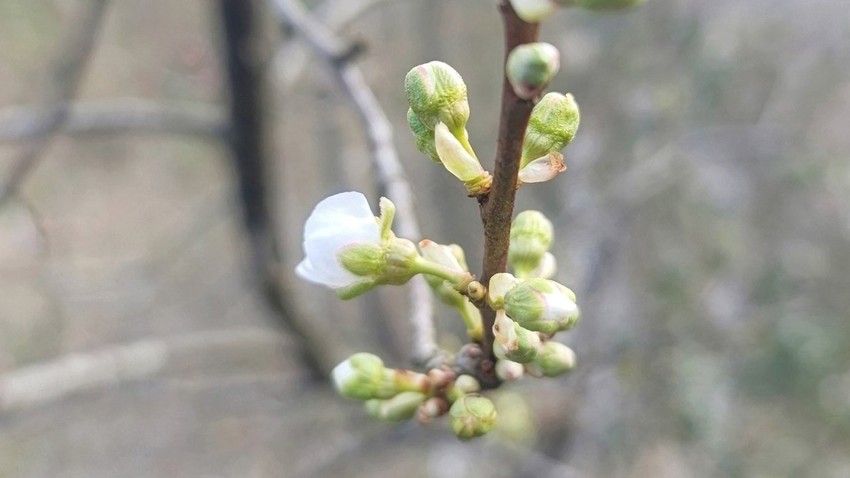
[2,0,849,477]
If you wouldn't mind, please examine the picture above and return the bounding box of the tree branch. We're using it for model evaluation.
[0,0,109,205]
[218,0,332,379]
[0,99,226,143]
[271,0,439,366]
[476,2,541,388]
[0,328,287,412]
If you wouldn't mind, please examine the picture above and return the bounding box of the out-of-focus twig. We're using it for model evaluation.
[0,100,226,143]
[218,0,334,379]
[271,0,439,366]
[0,328,288,412]
[0,0,110,205]
[272,0,398,89]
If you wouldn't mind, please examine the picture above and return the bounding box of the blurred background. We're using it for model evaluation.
[1,0,849,476]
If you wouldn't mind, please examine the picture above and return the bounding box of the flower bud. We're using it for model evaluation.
[332,353,395,400]
[407,108,440,163]
[417,396,449,424]
[364,392,427,422]
[507,42,560,100]
[571,0,645,11]
[504,279,580,334]
[487,273,519,310]
[447,374,482,402]
[528,252,557,279]
[510,0,558,23]
[508,210,554,278]
[493,310,542,363]
[405,61,470,133]
[518,152,566,184]
[419,240,483,340]
[527,341,576,377]
[449,395,498,440]
[495,359,525,381]
[522,92,580,168]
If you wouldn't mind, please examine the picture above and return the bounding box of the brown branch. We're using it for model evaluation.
[0,0,109,205]
[0,99,226,143]
[476,2,541,388]
[272,0,440,366]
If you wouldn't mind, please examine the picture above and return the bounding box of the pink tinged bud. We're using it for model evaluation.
[518,152,567,184]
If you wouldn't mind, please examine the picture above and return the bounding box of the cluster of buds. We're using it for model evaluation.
[332,353,497,439]
[486,208,580,380]
[510,0,645,23]
[291,0,643,440]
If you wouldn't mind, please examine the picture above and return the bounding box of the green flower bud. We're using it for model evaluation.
[364,392,427,422]
[508,210,554,278]
[493,310,542,363]
[447,375,482,402]
[407,108,440,163]
[495,359,525,381]
[570,0,645,11]
[528,252,557,279]
[522,92,580,168]
[418,240,483,340]
[527,341,576,377]
[506,42,560,100]
[504,279,580,334]
[405,61,470,133]
[487,273,519,310]
[449,395,498,440]
[331,353,395,400]
[510,0,558,23]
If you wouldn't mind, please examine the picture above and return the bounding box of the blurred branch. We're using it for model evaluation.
[272,0,397,89]
[0,100,226,143]
[0,328,287,412]
[475,1,540,388]
[272,0,439,366]
[218,0,333,379]
[0,0,109,205]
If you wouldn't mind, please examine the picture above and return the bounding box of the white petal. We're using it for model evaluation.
[304,191,378,240]
[518,152,566,184]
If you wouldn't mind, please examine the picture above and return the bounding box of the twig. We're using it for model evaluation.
[271,0,439,366]
[0,0,109,205]
[0,100,226,143]
[272,0,399,89]
[218,0,330,379]
[0,328,287,412]
[476,1,541,388]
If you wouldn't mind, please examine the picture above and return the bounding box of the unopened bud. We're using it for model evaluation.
[508,210,554,278]
[364,392,427,422]
[496,359,526,381]
[504,279,580,334]
[405,61,470,133]
[407,108,440,163]
[487,273,519,310]
[510,0,558,23]
[417,396,449,424]
[449,395,498,440]
[522,92,580,168]
[527,341,576,377]
[331,353,394,400]
[528,252,557,279]
[507,43,560,100]
[493,310,542,363]
[447,374,482,402]
[434,122,492,195]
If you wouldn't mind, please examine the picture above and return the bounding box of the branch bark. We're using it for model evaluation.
[218,0,331,379]
[272,0,439,366]
[476,2,541,388]
[0,0,109,205]
[0,100,225,143]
